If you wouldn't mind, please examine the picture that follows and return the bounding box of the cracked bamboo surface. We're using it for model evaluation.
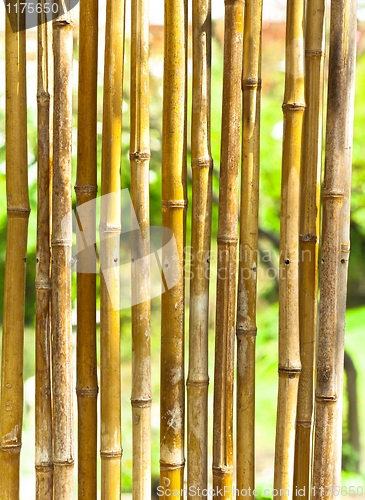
[35,5,53,498]
[274,0,305,497]
[187,0,212,496]
[212,1,243,498]
[236,0,262,495]
[130,0,152,497]
[160,0,187,497]
[52,6,74,498]
[312,0,357,497]
[100,0,125,497]
[75,0,99,498]
[0,5,30,499]
[293,0,325,497]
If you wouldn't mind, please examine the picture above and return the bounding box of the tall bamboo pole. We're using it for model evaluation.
[75,0,99,498]
[312,0,357,496]
[0,4,29,498]
[52,3,74,498]
[273,0,305,497]
[160,0,187,496]
[212,1,243,498]
[236,0,262,495]
[35,4,53,498]
[100,0,125,497]
[187,0,212,496]
[130,0,152,498]
[293,0,325,497]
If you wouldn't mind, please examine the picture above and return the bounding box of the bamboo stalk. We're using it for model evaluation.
[160,0,187,496]
[312,0,357,496]
[187,0,212,496]
[236,0,262,495]
[273,0,305,497]
[35,4,53,498]
[212,1,243,498]
[75,0,99,498]
[52,4,74,498]
[0,4,29,498]
[100,0,125,497]
[293,0,325,497]
[129,0,152,498]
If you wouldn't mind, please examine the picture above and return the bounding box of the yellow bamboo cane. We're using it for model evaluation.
[293,0,325,497]
[51,3,74,497]
[187,0,213,496]
[312,0,357,497]
[273,0,305,498]
[0,4,29,498]
[130,0,152,497]
[236,0,262,495]
[212,1,243,498]
[75,0,99,498]
[100,0,125,497]
[160,0,187,497]
[35,4,53,498]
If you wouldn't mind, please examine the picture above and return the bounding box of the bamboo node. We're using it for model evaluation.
[99,222,122,235]
[53,458,74,466]
[305,49,325,59]
[100,450,123,459]
[282,102,306,112]
[236,326,257,337]
[131,397,152,408]
[341,243,350,253]
[300,233,318,243]
[296,420,312,428]
[160,460,185,471]
[212,465,234,477]
[35,278,52,290]
[0,443,22,453]
[37,91,51,105]
[315,394,337,403]
[74,184,98,195]
[186,377,209,387]
[7,207,31,218]
[192,156,213,169]
[35,463,54,471]
[321,189,344,199]
[51,237,72,247]
[242,77,262,90]
[129,151,151,162]
[278,366,301,378]
[217,235,238,245]
[76,386,99,397]
[162,199,188,209]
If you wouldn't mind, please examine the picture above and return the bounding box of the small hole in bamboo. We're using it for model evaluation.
[284,259,290,265]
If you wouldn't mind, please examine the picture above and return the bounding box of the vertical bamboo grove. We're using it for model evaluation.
[212,1,243,498]
[100,0,125,497]
[187,0,212,496]
[51,4,74,498]
[274,0,305,497]
[75,0,99,498]
[130,0,152,497]
[312,0,357,496]
[293,0,325,496]
[35,4,53,498]
[236,0,262,495]
[0,4,29,499]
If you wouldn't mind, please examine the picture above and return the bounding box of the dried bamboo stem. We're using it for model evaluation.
[212,1,243,498]
[75,0,99,498]
[52,5,74,498]
[273,0,305,497]
[187,0,212,495]
[236,0,262,495]
[100,0,125,497]
[130,0,152,498]
[35,4,53,498]
[312,0,357,496]
[0,4,29,498]
[293,0,325,497]
[160,0,188,496]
